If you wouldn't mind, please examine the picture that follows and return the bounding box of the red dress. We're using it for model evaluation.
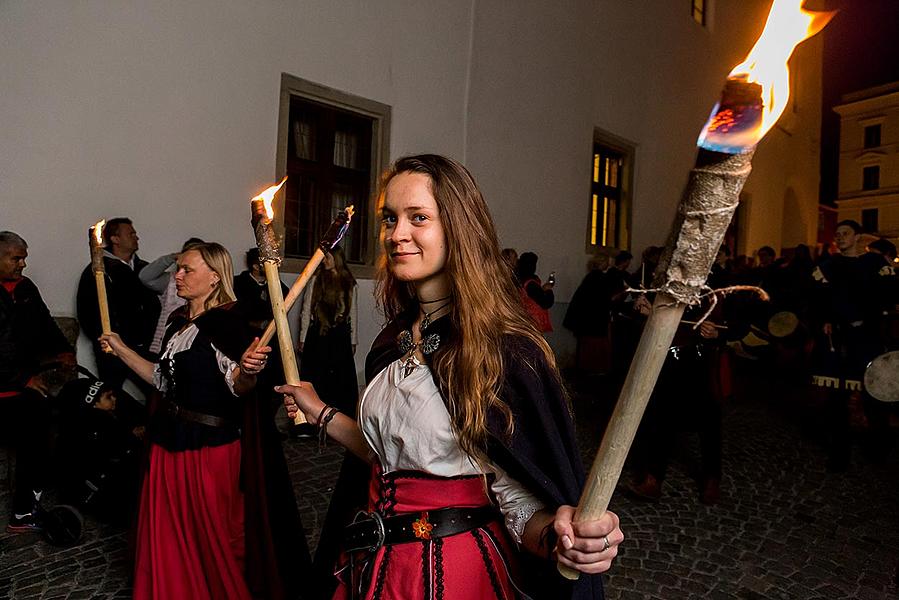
[133,441,250,600]
[334,469,523,600]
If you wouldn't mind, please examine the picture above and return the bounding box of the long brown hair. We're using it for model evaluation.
[312,246,356,333]
[375,154,561,460]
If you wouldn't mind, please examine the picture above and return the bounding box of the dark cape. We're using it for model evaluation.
[314,313,604,600]
[153,303,311,600]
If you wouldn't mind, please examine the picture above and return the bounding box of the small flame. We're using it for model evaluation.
[345,205,355,219]
[251,176,288,220]
[92,219,106,245]
[699,0,834,151]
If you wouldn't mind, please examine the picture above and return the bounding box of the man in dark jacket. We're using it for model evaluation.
[0,231,75,532]
[76,218,160,389]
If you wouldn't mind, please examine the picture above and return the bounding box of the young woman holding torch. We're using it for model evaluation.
[279,155,621,599]
[99,242,307,600]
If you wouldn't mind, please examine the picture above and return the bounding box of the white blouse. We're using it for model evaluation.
[359,357,545,543]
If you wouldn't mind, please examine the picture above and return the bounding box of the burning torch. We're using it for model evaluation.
[250,177,307,424]
[89,219,113,350]
[559,0,833,579]
[257,205,355,349]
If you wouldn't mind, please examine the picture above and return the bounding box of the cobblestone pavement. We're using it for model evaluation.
[1,368,897,599]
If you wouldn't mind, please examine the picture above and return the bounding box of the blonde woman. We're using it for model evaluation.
[279,156,622,599]
[100,242,306,600]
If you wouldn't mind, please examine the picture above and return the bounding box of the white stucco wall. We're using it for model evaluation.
[1,0,824,376]
[463,0,823,361]
[0,0,472,378]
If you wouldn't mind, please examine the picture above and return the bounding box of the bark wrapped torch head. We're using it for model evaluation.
[89,220,106,274]
[654,78,762,304]
[250,199,282,265]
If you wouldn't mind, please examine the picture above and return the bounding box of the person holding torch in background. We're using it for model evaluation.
[99,241,307,600]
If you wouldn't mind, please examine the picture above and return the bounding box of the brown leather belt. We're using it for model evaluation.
[167,402,229,428]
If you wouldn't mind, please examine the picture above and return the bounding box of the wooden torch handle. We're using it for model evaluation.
[262,261,307,425]
[94,271,113,351]
[558,293,685,580]
[259,248,326,347]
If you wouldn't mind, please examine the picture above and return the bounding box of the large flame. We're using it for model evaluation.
[92,219,106,245]
[699,0,834,152]
[251,176,288,220]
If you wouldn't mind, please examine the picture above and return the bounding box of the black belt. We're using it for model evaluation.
[167,402,229,428]
[343,506,499,552]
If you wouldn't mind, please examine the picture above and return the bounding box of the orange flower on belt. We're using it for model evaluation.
[412,513,433,540]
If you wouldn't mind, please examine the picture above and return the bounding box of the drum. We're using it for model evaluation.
[42,504,84,547]
[767,311,799,338]
[864,351,899,403]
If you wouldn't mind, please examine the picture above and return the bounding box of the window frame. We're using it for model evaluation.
[862,165,880,191]
[863,124,882,149]
[692,0,706,26]
[276,73,391,276]
[861,208,879,233]
[586,128,635,253]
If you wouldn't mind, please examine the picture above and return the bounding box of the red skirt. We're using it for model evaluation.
[334,469,522,600]
[133,441,251,600]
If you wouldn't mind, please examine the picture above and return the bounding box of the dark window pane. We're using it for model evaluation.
[861,208,878,233]
[864,125,881,149]
[862,165,880,191]
[284,96,373,261]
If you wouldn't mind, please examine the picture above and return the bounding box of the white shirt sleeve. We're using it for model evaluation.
[212,343,241,397]
[152,362,166,392]
[490,463,546,544]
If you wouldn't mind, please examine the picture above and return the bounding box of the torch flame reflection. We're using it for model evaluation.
[252,176,288,220]
[699,0,834,152]
[92,219,106,245]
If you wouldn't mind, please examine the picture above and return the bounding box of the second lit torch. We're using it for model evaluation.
[250,177,306,424]
[89,219,113,350]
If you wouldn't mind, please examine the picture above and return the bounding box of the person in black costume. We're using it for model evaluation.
[626,296,734,505]
[298,246,358,416]
[233,247,290,333]
[99,242,308,600]
[0,231,75,533]
[564,255,611,376]
[812,220,895,470]
[76,217,160,390]
[278,155,622,600]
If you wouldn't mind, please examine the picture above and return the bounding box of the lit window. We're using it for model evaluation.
[692,0,706,26]
[588,141,627,249]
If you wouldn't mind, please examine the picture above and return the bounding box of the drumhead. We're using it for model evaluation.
[768,311,799,338]
[864,351,899,403]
